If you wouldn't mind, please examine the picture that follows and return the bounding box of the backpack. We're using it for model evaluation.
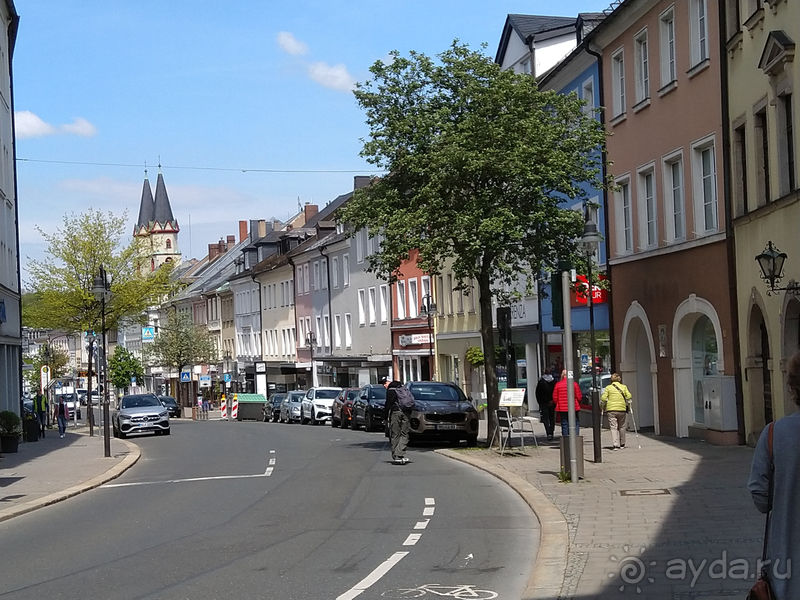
[394,386,415,411]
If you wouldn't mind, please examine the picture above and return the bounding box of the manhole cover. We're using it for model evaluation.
[619,489,671,496]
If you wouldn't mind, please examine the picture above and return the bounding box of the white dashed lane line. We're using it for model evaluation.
[403,534,422,546]
[336,552,409,600]
[414,519,430,530]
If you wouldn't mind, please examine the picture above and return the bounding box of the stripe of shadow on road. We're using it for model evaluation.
[436,448,568,600]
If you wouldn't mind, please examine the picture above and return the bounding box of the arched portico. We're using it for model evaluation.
[672,295,726,438]
[619,301,659,434]
[745,291,772,444]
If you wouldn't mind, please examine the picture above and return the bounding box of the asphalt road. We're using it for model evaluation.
[0,417,538,599]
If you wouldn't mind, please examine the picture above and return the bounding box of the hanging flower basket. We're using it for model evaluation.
[465,346,485,367]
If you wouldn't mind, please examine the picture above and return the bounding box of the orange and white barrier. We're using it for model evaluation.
[220,395,227,420]
[231,394,239,420]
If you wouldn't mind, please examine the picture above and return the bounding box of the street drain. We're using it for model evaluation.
[619,489,672,496]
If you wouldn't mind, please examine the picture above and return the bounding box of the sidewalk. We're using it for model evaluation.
[0,425,139,522]
[440,419,762,599]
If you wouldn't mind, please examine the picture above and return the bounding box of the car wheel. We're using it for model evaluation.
[163,428,171,436]
[466,435,478,447]
[119,429,127,440]
[366,411,374,432]
[112,424,119,438]
[351,412,360,430]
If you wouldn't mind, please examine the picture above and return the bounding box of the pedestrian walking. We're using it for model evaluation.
[553,370,582,437]
[601,373,632,450]
[535,373,556,440]
[382,378,412,465]
[53,394,69,438]
[748,349,800,599]
[33,392,48,438]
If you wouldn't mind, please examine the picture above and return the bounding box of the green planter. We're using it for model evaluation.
[0,434,20,453]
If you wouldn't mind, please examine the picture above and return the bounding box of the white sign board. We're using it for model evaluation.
[199,374,212,388]
[499,388,526,407]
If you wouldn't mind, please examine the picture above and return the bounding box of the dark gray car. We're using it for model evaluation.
[113,393,170,439]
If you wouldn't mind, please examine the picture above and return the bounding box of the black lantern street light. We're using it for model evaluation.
[86,332,96,437]
[306,332,317,387]
[756,241,800,296]
[580,218,602,464]
[419,294,437,381]
[92,265,112,458]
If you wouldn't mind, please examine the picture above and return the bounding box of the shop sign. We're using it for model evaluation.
[399,334,432,347]
[572,274,608,306]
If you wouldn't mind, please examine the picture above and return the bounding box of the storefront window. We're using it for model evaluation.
[691,315,718,424]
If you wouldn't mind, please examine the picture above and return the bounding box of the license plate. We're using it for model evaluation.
[436,424,457,430]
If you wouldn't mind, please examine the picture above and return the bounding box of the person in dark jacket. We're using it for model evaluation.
[33,392,48,438]
[535,374,556,441]
[382,379,410,464]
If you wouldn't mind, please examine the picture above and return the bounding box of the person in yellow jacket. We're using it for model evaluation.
[601,373,632,450]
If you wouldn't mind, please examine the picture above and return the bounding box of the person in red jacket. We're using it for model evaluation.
[553,369,582,437]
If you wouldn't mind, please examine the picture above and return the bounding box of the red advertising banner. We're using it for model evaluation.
[571,274,608,307]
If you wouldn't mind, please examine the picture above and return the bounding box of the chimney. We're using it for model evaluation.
[258,219,267,238]
[239,220,248,243]
[304,203,318,222]
[354,175,371,190]
[227,235,236,250]
[208,242,221,262]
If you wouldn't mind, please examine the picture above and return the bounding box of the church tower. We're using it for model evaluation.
[134,166,181,272]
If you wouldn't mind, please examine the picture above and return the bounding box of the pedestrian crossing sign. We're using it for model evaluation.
[180,372,191,382]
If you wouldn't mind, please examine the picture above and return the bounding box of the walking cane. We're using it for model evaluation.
[627,402,642,449]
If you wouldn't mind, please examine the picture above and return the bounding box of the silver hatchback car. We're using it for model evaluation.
[113,393,170,439]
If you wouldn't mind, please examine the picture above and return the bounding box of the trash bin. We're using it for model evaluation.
[560,435,585,479]
[233,394,268,421]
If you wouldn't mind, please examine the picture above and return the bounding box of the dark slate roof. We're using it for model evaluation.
[136,177,155,228]
[304,191,353,228]
[506,14,576,39]
[153,172,177,226]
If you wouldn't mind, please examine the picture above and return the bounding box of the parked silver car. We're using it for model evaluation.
[279,391,305,423]
[113,393,170,439]
[300,387,342,425]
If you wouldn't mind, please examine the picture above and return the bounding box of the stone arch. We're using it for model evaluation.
[619,301,659,433]
[745,289,772,443]
[781,295,800,416]
[671,294,726,437]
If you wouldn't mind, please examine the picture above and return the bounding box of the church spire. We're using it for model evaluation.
[134,169,155,236]
[153,170,178,232]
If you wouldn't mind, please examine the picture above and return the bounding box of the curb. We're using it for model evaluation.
[0,436,141,523]
[437,449,569,600]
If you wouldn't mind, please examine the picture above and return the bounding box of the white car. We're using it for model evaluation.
[300,387,342,425]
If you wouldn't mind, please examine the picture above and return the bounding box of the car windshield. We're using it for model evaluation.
[347,390,359,400]
[160,397,177,406]
[408,384,466,402]
[122,395,161,409]
[271,394,285,404]
[315,389,340,399]
[288,392,304,402]
[369,387,387,399]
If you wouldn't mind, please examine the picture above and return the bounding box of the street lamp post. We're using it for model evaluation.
[756,241,800,295]
[307,332,317,387]
[581,218,602,464]
[92,265,112,458]
[86,332,96,437]
[419,294,437,381]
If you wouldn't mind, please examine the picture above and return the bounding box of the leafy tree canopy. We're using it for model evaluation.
[339,41,609,440]
[23,344,70,395]
[108,346,145,392]
[144,310,217,374]
[25,208,175,334]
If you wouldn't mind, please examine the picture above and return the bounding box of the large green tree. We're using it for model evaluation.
[23,344,70,395]
[144,310,216,405]
[108,346,145,394]
[25,208,174,333]
[340,42,609,441]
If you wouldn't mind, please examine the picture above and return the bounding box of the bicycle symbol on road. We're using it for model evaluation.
[381,583,498,599]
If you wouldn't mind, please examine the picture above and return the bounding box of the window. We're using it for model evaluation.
[166,239,172,249]
[421,276,431,302]
[617,179,633,254]
[303,264,310,293]
[582,78,595,116]
[457,287,464,314]
[612,49,626,118]
[321,258,328,289]
[397,280,406,320]
[358,289,366,326]
[343,254,350,287]
[315,316,322,350]
[368,287,377,325]
[660,7,676,86]
[344,313,352,349]
[635,29,650,103]
[332,256,339,289]
[296,266,304,296]
[323,314,330,350]
[446,274,454,314]
[692,138,718,233]
[356,229,365,263]
[313,261,320,291]
[663,155,686,241]
[408,278,419,319]
[690,0,709,67]
[638,168,657,248]
[380,284,388,324]
[334,314,342,349]
[733,124,749,216]
[755,108,770,204]
[469,278,476,312]
[779,94,796,195]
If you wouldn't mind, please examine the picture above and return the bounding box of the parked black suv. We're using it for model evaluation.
[159,396,182,418]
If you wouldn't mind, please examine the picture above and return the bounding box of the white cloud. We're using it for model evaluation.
[14,110,97,139]
[307,61,356,93]
[276,31,308,56]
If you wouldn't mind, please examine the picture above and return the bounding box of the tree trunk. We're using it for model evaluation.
[478,269,500,447]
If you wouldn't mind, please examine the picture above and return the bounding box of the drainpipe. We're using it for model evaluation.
[585,43,617,374]
[717,0,746,445]
[320,246,333,380]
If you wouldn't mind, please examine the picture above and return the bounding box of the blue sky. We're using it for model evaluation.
[13,0,605,283]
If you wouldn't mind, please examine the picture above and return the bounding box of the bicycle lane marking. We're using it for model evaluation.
[336,552,410,600]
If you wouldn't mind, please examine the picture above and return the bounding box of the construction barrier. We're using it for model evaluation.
[220,395,227,420]
[231,394,239,420]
